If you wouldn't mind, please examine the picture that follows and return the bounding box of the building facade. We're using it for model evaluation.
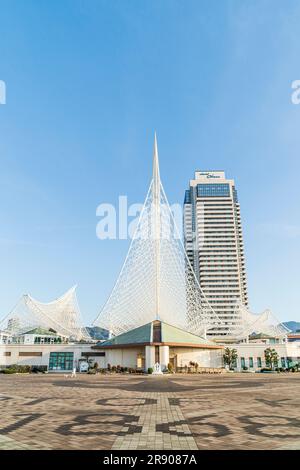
[0,321,224,372]
[0,343,100,372]
[184,170,248,337]
[232,341,300,371]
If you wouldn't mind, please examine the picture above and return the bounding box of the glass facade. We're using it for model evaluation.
[184,189,191,204]
[197,183,230,198]
[49,352,74,371]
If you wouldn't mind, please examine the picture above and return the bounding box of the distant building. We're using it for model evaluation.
[287,332,300,343]
[184,170,248,337]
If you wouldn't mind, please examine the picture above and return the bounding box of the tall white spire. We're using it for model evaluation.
[152,131,160,187]
[152,132,161,319]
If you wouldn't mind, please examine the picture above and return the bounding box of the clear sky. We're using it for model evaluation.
[0,0,300,324]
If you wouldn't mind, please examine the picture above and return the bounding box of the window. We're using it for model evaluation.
[240,357,245,369]
[81,352,105,357]
[137,353,145,369]
[153,321,161,342]
[19,352,42,357]
[197,184,230,198]
[281,357,286,368]
[49,352,74,371]
[257,357,262,368]
[249,357,254,368]
[184,190,191,204]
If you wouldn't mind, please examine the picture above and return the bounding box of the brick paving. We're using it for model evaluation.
[0,373,299,450]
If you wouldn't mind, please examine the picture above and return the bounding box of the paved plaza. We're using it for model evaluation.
[0,373,299,450]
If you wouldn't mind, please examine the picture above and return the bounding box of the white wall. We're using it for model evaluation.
[173,348,223,368]
[231,342,300,370]
[0,344,96,370]
[105,347,144,369]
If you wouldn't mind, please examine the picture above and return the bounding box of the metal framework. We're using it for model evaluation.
[0,286,90,342]
[93,135,289,342]
[223,302,290,341]
[93,135,223,337]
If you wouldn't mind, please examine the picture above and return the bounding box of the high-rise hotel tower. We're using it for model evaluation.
[183,171,248,337]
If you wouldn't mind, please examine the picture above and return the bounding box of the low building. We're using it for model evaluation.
[0,342,99,372]
[0,330,11,344]
[229,341,300,371]
[92,320,224,371]
[287,332,300,343]
[8,327,69,345]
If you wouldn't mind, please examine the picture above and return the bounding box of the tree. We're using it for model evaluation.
[264,348,279,370]
[223,348,238,369]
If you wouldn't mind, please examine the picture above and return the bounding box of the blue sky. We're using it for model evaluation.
[0,0,300,324]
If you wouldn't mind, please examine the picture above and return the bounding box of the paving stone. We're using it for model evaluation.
[0,373,300,449]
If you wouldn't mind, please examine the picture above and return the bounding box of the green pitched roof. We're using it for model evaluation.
[250,332,274,339]
[99,322,152,347]
[24,327,58,336]
[161,322,214,345]
[95,321,218,348]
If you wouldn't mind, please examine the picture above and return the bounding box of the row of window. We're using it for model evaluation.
[200,275,240,278]
[1,351,43,357]
[205,297,241,301]
[239,357,297,369]
[201,203,233,207]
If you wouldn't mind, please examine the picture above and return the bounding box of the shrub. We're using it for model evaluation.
[1,364,31,374]
[147,367,153,374]
[2,368,16,374]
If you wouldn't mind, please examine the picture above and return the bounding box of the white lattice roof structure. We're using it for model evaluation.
[222,301,290,341]
[0,286,90,342]
[93,135,223,337]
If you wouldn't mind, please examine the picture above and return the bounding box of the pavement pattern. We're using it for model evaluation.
[0,373,299,450]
